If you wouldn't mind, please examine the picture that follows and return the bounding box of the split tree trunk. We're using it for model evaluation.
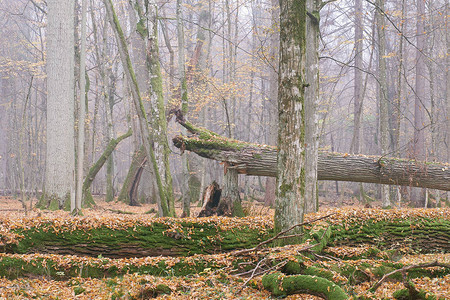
[82,129,132,206]
[172,118,450,191]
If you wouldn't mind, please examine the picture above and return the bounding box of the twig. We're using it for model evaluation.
[312,253,342,262]
[234,259,288,278]
[371,261,450,292]
[232,214,334,256]
[237,258,268,290]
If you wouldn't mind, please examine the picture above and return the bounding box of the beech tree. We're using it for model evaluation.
[43,0,76,209]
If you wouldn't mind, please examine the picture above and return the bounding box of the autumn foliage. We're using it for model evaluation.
[0,198,449,299]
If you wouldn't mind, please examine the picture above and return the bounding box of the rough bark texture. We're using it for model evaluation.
[1,212,448,258]
[304,0,320,213]
[275,0,307,239]
[45,0,75,208]
[1,219,272,258]
[172,120,450,191]
[263,0,279,208]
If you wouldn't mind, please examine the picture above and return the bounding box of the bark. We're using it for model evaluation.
[197,181,222,217]
[446,0,450,202]
[172,119,450,191]
[305,0,320,213]
[351,0,363,155]
[103,0,174,217]
[376,0,391,208]
[2,211,448,259]
[263,0,279,207]
[117,146,146,206]
[127,1,157,206]
[351,0,365,204]
[177,0,191,217]
[75,0,88,214]
[275,0,307,239]
[82,129,132,206]
[44,0,75,208]
[262,272,348,299]
[1,218,272,258]
[412,0,427,206]
[0,77,6,190]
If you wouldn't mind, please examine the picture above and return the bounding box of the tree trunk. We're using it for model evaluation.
[172,120,450,191]
[43,0,75,209]
[117,146,147,206]
[304,0,320,213]
[1,209,447,258]
[82,129,132,206]
[446,0,450,202]
[274,0,308,240]
[376,0,391,208]
[177,0,191,217]
[412,0,427,207]
[103,0,174,217]
[0,77,6,191]
[263,0,279,208]
[75,0,88,214]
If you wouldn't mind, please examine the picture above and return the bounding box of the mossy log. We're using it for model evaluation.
[82,129,132,205]
[0,216,448,259]
[0,217,272,258]
[329,218,450,253]
[172,116,450,191]
[0,252,245,280]
[262,272,349,299]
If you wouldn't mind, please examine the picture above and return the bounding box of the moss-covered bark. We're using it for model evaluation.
[82,128,132,206]
[1,213,448,259]
[104,0,174,217]
[329,218,450,252]
[262,272,349,299]
[0,253,242,280]
[117,146,146,205]
[0,219,272,258]
[172,119,450,191]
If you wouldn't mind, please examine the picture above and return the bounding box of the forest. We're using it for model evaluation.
[0,0,449,299]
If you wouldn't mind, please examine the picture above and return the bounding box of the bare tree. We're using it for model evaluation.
[42,0,75,209]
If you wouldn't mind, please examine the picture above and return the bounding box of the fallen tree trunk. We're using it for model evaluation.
[172,117,450,191]
[1,209,448,257]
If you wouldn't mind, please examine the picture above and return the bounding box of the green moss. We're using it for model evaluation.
[392,288,439,300]
[262,272,349,299]
[136,19,148,38]
[279,183,293,198]
[232,201,245,217]
[4,221,272,258]
[73,286,86,295]
[329,218,450,253]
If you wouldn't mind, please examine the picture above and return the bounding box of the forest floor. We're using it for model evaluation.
[0,195,449,299]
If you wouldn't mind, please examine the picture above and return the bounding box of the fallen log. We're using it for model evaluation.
[0,209,448,257]
[172,118,450,191]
